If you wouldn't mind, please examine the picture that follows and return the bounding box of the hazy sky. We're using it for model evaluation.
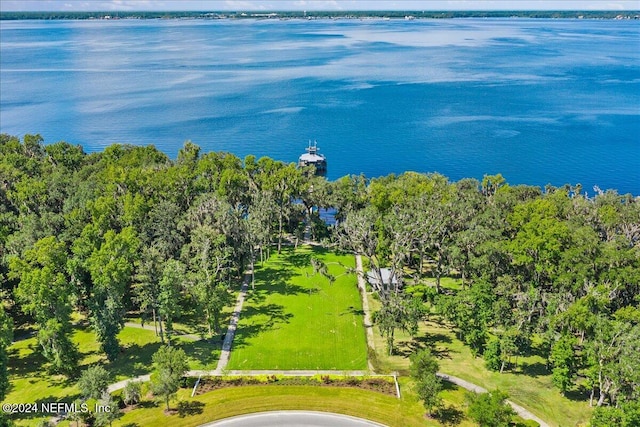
[1,0,638,12]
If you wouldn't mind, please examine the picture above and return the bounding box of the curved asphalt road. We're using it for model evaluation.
[199,411,388,427]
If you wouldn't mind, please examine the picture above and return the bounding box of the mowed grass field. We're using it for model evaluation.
[227,246,368,370]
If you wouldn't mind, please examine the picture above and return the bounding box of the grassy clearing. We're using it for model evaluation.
[227,245,368,370]
[124,293,237,340]
[367,291,592,427]
[5,321,222,426]
[4,335,80,426]
[5,324,161,426]
[5,284,238,397]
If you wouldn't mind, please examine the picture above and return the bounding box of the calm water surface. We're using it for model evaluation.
[1,18,639,193]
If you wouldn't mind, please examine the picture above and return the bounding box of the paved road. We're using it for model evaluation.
[107,374,151,393]
[199,411,387,427]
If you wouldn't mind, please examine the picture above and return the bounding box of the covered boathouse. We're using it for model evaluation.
[298,141,327,176]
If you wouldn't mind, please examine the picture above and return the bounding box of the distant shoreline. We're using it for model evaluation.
[1,10,639,21]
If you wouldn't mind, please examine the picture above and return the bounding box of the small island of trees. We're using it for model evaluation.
[1,133,638,426]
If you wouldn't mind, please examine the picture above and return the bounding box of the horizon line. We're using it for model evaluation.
[3,9,638,12]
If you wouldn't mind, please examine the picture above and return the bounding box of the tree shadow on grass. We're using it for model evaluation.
[440,378,459,392]
[49,372,79,388]
[177,400,205,417]
[179,340,221,369]
[137,400,159,409]
[517,361,549,378]
[245,303,293,328]
[283,249,313,268]
[251,247,331,299]
[231,303,293,349]
[563,385,591,402]
[395,333,453,360]
[527,340,550,359]
[173,305,211,337]
[248,267,314,302]
[341,306,365,317]
[281,246,329,268]
[255,265,295,286]
[107,342,163,379]
[12,326,36,342]
[250,270,311,299]
[437,405,464,426]
[7,343,47,378]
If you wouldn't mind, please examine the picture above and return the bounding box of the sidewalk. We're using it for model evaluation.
[214,271,251,374]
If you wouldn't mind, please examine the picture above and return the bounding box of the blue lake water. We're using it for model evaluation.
[1,18,639,194]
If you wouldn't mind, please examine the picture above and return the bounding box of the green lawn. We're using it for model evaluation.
[4,321,221,426]
[52,381,475,427]
[368,290,592,427]
[227,245,368,370]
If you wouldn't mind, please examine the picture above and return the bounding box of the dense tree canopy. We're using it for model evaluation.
[1,134,309,363]
[330,156,639,415]
[8,236,78,372]
[1,134,638,423]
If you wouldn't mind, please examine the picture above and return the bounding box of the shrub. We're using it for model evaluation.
[182,377,198,389]
[345,377,360,386]
[78,365,111,400]
[466,389,515,427]
[483,339,501,371]
[123,380,142,406]
[227,377,243,386]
